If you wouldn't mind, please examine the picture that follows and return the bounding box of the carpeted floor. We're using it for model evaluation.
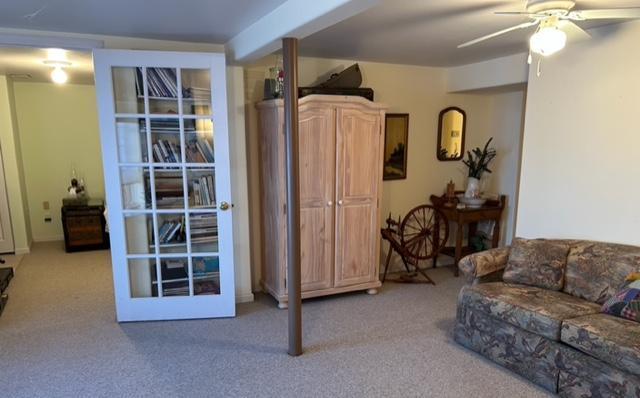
[0,242,551,397]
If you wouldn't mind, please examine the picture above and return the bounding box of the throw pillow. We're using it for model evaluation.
[601,274,640,323]
[503,238,571,290]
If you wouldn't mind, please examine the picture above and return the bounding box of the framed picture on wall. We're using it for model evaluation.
[383,113,409,180]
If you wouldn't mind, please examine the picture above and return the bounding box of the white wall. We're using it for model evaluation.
[447,53,528,93]
[12,82,103,242]
[245,56,526,289]
[517,20,640,245]
[0,76,31,253]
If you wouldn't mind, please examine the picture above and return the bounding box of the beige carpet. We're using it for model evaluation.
[0,242,551,397]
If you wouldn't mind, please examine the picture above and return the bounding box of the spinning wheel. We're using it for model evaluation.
[381,205,449,284]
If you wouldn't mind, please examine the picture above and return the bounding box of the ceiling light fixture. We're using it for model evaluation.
[44,61,71,84]
[529,18,567,56]
[50,66,68,84]
[43,48,72,84]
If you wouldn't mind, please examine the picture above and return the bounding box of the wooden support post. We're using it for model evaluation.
[282,37,302,356]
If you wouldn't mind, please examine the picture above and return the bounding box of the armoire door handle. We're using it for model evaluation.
[338,200,343,206]
[327,201,333,207]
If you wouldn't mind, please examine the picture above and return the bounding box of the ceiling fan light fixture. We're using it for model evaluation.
[529,24,567,56]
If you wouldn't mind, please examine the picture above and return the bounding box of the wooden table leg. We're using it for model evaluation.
[454,222,464,277]
[432,218,440,269]
[492,219,501,248]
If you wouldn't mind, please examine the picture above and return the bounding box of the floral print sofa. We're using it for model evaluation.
[454,240,640,397]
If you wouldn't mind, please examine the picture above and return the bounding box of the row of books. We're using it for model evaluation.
[151,258,220,296]
[186,138,214,163]
[136,67,179,98]
[190,214,217,243]
[153,139,180,163]
[184,87,211,101]
[142,119,197,133]
[151,138,213,163]
[192,175,215,207]
[157,218,185,244]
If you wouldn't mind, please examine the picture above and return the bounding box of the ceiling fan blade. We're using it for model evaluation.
[495,11,546,17]
[568,8,640,20]
[560,20,591,43]
[458,20,539,48]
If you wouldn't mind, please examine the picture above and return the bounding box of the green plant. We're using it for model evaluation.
[463,137,497,179]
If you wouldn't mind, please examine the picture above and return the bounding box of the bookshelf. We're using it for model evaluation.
[92,47,240,323]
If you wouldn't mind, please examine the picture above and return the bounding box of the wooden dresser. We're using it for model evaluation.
[61,199,110,252]
[257,95,387,308]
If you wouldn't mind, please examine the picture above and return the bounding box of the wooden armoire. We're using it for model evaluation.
[257,95,387,308]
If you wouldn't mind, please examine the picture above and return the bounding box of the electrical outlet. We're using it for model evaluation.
[43,201,50,210]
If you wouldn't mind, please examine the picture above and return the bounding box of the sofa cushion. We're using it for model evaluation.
[561,314,640,377]
[460,282,600,340]
[503,238,570,290]
[564,241,640,304]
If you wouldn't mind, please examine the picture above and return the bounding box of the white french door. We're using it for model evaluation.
[93,49,235,321]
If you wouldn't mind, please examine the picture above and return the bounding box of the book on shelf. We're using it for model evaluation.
[156,217,185,244]
[185,138,214,163]
[193,257,219,275]
[190,214,218,244]
[136,68,212,101]
[184,87,211,101]
[144,119,196,133]
[152,139,181,163]
[150,174,183,208]
[135,67,179,98]
[193,280,220,295]
[191,175,216,207]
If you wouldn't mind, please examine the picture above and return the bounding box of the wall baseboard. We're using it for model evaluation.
[236,291,255,303]
[14,246,30,255]
[32,236,64,243]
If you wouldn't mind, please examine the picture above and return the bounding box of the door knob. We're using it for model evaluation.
[219,201,231,211]
[338,200,343,206]
[327,201,333,207]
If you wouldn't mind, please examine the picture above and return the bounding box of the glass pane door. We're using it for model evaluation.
[94,50,235,321]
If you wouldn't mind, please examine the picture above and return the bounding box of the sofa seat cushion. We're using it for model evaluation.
[561,314,640,377]
[460,282,601,340]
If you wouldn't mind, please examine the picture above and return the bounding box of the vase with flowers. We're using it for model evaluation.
[462,137,497,198]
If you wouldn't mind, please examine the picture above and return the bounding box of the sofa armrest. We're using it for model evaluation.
[458,247,510,285]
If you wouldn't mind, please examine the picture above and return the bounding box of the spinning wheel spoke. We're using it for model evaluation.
[411,212,425,230]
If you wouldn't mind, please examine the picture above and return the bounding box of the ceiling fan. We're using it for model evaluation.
[459,0,640,59]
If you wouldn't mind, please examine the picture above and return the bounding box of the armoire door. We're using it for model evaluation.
[298,105,335,291]
[93,49,236,321]
[334,108,382,287]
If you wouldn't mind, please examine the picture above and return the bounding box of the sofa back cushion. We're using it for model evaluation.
[503,238,571,290]
[564,241,640,304]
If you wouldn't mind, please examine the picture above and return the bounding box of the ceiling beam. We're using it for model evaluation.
[226,0,380,63]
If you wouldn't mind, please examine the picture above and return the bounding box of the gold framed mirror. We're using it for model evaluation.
[437,107,466,161]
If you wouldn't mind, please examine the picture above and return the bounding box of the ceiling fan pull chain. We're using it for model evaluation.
[536,58,543,77]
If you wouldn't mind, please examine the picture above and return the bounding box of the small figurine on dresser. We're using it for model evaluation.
[67,178,86,198]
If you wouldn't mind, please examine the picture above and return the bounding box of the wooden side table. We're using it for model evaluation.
[430,194,506,276]
[61,199,110,252]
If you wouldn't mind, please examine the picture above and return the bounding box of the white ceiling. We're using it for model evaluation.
[0,0,638,70]
[299,0,640,66]
[0,47,93,84]
[0,0,287,43]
